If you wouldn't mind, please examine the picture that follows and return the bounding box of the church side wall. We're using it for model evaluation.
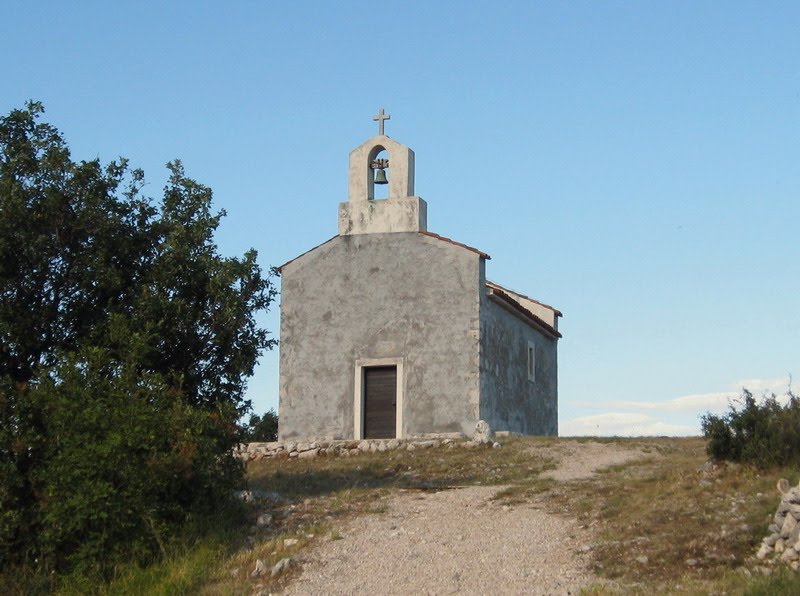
[278,233,482,441]
[479,297,558,436]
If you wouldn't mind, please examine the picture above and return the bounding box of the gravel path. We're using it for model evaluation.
[540,441,646,482]
[285,441,645,595]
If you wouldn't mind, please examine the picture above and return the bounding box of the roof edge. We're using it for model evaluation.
[278,230,491,273]
[487,287,562,339]
[419,231,490,259]
[277,235,339,272]
[486,280,562,316]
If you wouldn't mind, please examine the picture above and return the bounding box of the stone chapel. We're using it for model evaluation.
[277,110,561,441]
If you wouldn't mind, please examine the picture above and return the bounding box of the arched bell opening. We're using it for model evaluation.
[367,145,389,200]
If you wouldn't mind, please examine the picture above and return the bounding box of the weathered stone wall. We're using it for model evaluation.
[478,294,558,436]
[238,422,503,460]
[237,436,475,461]
[756,478,800,569]
[279,232,482,441]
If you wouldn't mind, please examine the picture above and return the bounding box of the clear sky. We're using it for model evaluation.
[2,1,798,436]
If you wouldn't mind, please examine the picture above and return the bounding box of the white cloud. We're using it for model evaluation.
[601,392,732,414]
[559,412,696,437]
[571,377,794,415]
[559,377,795,438]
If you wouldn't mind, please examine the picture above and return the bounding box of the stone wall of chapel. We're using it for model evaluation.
[278,232,482,441]
[478,295,558,436]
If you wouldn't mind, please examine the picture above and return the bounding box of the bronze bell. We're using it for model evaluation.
[374,168,388,185]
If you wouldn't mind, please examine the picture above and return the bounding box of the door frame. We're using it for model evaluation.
[354,357,404,440]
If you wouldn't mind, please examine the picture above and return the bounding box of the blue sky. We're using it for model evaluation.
[2,1,798,435]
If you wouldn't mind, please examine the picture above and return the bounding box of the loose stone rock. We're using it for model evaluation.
[251,559,268,578]
[755,477,800,567]
[782,514,798,538]
[765,534,779,547]
[473,420,494,444]
[257,513,273,527]
[271,557,292,577]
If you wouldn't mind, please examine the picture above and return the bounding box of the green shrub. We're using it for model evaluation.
[0,102,275,578]
[701,388,800,468]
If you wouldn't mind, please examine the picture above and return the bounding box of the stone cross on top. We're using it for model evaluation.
[373,107,390,136]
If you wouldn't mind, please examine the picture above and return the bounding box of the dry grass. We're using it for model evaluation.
[534,437,800,594]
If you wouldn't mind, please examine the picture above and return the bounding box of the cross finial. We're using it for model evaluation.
[373,107,390,136]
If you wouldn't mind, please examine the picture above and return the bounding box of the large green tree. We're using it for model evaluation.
[0,102,275,574]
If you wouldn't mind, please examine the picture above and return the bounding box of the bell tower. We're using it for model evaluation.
[338,109,428,236]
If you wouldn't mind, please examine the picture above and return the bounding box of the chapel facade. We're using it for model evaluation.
[277,111,561,440]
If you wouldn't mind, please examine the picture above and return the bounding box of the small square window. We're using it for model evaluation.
[527,342,536,383]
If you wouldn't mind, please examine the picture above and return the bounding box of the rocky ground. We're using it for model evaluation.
[283,441,647,595]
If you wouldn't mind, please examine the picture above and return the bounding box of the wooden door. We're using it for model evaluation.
[363,366,397,439]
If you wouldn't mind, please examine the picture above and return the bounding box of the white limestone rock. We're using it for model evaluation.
[251,559,268,578]
[757,544,773,560]
[781,514,797,538]
[765,534,779,547]
[256,513,273,527]
[271,557,292,577]
[473,420,494,444]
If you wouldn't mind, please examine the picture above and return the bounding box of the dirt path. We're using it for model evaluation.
[285,441,646,595]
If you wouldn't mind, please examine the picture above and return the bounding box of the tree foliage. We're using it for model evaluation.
[242,409,279,442]
[0,102,276,575]
[701,388,800,468]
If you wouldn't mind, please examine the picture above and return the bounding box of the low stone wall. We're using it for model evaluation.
[756,478,800,570]
[235,435,498,461]
[236,421,506,462]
